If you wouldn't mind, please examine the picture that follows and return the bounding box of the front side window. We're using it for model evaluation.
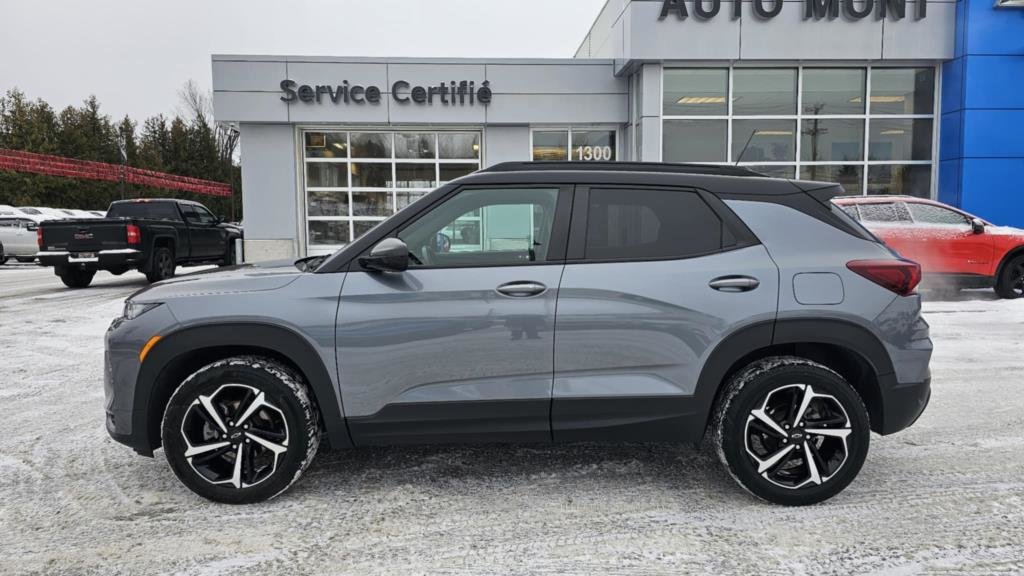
[585,189,722,260]
[907,203,969,225]
[399,187,559,268]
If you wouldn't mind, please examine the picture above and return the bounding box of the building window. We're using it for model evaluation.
[662,66,937,197]
[302,130,481,253]
[532,128,617,162]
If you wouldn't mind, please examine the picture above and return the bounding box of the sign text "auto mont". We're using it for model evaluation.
[658,0,927,20]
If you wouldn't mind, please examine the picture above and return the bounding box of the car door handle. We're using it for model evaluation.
[709,275,760,292]
[496,281,547,297]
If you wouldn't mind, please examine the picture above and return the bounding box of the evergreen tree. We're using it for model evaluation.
[0,84,240,216]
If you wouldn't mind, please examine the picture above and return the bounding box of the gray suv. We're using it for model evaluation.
[105,162,932,505]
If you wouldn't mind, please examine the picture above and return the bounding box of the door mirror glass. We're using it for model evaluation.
[359,237,410,272]
[971,218,985,234]
[26,223,38,232]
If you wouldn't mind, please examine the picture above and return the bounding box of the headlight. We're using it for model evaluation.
[123,301,162,320]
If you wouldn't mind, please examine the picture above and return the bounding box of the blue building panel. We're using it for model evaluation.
[964,0,1024,56]
[939,0,1024,227]
[939,110,962,162]
[960,158,1024,225]
[962,109,1024,158]
[963,55,1024,109]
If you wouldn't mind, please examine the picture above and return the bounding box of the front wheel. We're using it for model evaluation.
[59,268,95,288]
[995,254,1024,299]
[713,356,870,506]
[145,246,176,283]
[161,356,321,503]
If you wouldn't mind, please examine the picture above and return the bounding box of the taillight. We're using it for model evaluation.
[126,224,141,245]
[37,226,44,248]
[847,259,921,296]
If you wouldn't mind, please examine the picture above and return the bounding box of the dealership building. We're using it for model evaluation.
[212,0,1024,261]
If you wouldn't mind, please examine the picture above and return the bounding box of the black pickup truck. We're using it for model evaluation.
[37,199,242,288]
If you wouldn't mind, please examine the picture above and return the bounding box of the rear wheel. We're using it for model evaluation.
[59,268,95,288]
[145,246,176,283]
[161,356,321,504]
[995,254,1024,299]
[714,356,870,506]
[14,256,35,263]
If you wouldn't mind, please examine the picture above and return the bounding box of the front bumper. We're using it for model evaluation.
[104,303,179,457]
[37,249,143,270]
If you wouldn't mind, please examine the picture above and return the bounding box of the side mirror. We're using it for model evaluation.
[971,218,985,234]
[26,224,38,232]
[218,215,227,224]
[359,238,410,272]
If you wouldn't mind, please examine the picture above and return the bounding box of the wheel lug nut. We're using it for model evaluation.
[245,439,250,444]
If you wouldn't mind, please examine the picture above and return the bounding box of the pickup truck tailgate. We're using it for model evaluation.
[40,219,130,253]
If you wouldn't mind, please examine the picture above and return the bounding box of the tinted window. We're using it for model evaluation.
[907,203,969,225]
[107,202,182,221]
[0,218,14,227]
[857,203,908,223]
[585,189,721,260]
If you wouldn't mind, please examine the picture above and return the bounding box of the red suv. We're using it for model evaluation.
[834,196,1024,298]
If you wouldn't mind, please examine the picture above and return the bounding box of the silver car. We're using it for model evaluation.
[0,211,41,264]
[104,162,932,505]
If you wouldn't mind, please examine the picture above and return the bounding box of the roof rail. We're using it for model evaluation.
[479,161,764,177]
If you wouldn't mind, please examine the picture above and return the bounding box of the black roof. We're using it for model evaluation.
[110,198,202,205]
[481,161,763,177]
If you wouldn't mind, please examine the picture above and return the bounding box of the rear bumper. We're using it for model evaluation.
[878,373,931,435]
[37,249,143,270]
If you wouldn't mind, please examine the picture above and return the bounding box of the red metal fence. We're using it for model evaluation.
[0,148,232,197]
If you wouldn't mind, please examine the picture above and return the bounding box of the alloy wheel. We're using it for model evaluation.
[179,383,289,489]
[744,383,853,490]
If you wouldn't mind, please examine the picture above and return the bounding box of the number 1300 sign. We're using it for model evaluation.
[574,145,614,161]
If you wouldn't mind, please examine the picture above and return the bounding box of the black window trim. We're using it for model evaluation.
[565,184,760,265]
[348,183,575,272]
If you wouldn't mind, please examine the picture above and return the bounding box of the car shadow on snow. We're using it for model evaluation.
[290,441,746,502]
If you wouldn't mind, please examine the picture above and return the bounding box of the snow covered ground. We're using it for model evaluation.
[1,263,1022,576]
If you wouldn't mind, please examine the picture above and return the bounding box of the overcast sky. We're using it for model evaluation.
[0,0,606,122]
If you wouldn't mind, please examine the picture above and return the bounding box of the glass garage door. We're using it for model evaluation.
[302,130,481,253]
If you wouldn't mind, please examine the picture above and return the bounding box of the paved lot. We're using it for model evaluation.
[1,263,1022,576]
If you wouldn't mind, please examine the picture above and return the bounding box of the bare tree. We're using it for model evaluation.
[178,80,239,167]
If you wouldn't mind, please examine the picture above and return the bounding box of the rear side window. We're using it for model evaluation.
[907,203,969,225]
[107,202,182,221]
[856,202,910,223]
[585,188,722,260]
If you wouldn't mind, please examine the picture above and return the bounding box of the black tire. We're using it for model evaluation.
[14,256,35,263]
[219,239,237,267]
[713,356,870,506]
[0,243,7,265]
[59,268,95,288]
[995,253,1024,299]
[145,246,176,283]
[161,356,321,504]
